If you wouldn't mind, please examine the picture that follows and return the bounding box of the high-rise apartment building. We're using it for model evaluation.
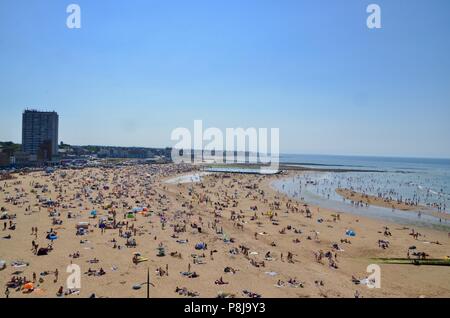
[22,110,59,160]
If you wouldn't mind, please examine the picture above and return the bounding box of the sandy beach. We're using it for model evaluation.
[1,165,449,298]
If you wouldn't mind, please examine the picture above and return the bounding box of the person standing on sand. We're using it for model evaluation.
[54,269,59,283]
[57,286,64,297]
[287,252,294,263]
[5,287,10,298]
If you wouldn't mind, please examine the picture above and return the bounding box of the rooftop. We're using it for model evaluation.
[23,109,58,114]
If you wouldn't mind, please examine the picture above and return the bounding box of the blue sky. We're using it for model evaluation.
[1,0,449,158]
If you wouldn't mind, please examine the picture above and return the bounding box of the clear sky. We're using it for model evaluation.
[1,0,449,158]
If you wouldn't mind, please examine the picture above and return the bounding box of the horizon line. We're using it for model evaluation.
[2,140,450,161]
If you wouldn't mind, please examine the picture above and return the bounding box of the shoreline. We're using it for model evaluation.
[271,169,450,230]
[336,188,428,212]
[335,188,450,222]
[1,165,449,298]
[266,171,450,231]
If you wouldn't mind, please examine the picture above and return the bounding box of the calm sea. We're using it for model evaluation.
[273,154,450,229]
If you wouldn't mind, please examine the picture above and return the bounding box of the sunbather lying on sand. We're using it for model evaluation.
[214,277,229,285]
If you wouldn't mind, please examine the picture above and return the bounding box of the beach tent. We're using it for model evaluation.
[76,222,89,229]
[0,212,8,220]
[0,260,6,270]
[44,200,55,206]
[195,242,207,250]
[90,210,97,217]
[157,247,165,257]
[345,230,356,237]
[77,228,86,235]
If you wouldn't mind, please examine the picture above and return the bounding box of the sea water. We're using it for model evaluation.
[273,154,450,229]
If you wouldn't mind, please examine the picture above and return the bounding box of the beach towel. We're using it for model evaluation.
[11,260,28,267]
[265,271,278,276]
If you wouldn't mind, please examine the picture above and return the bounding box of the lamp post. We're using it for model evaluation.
[146,268,150,298]
[141,267,154,299]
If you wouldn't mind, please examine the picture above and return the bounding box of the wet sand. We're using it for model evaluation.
[1,165,449,298]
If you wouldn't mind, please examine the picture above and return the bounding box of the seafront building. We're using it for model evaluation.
[22,110,59,161]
